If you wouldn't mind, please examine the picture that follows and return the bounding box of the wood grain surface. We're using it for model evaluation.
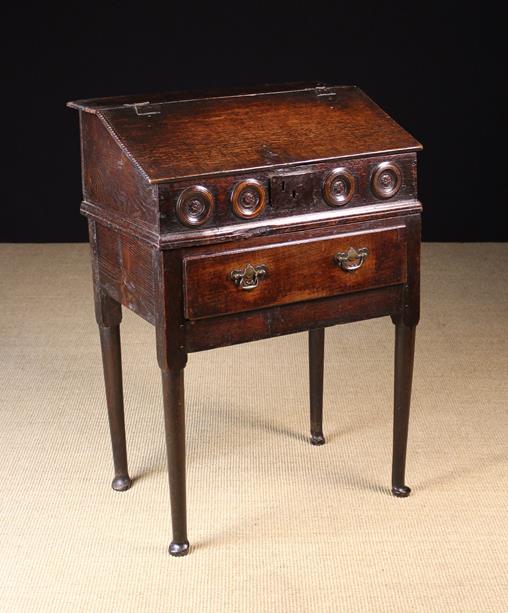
[71,86,421,183]
[183,225,406,319]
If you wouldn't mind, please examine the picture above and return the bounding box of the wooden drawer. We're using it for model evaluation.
[183,226,407,320]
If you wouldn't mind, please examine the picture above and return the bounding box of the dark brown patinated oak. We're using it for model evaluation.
[68,84,422,556]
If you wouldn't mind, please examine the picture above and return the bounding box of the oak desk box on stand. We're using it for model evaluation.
[68,84,422,556]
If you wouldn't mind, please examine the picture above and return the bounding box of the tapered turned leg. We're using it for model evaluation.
[309,328,325,445]
[392,321,416,497]
[161,368,189,556]
[99,325,132,492]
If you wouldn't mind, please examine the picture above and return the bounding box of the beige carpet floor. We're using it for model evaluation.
[0,243,507,612]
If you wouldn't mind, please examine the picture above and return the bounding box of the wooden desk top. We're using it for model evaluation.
[68,84,421,183]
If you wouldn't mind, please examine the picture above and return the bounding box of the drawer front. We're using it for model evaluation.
[183,226,406,320]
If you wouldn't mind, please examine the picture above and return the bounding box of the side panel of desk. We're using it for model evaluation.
[89,221,157,325]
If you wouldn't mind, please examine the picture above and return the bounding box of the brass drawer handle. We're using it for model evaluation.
[335,247,369,272]
[230,264,267,291]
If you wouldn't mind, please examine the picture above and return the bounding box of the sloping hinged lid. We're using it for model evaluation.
[68,84,421,184]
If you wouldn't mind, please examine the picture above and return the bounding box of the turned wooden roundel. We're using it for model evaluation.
[323,168,355,207]
[231,179,267,219]
[176,186,214,226]
[371,162,402,199]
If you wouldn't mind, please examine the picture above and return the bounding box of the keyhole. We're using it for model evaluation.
[292,190,296,198]
[281,181,285,192]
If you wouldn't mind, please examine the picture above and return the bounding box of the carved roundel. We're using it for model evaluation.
[231,179,267,219]
[323,168,355,207]
[176,185,214,227]
[371,162,402,199]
